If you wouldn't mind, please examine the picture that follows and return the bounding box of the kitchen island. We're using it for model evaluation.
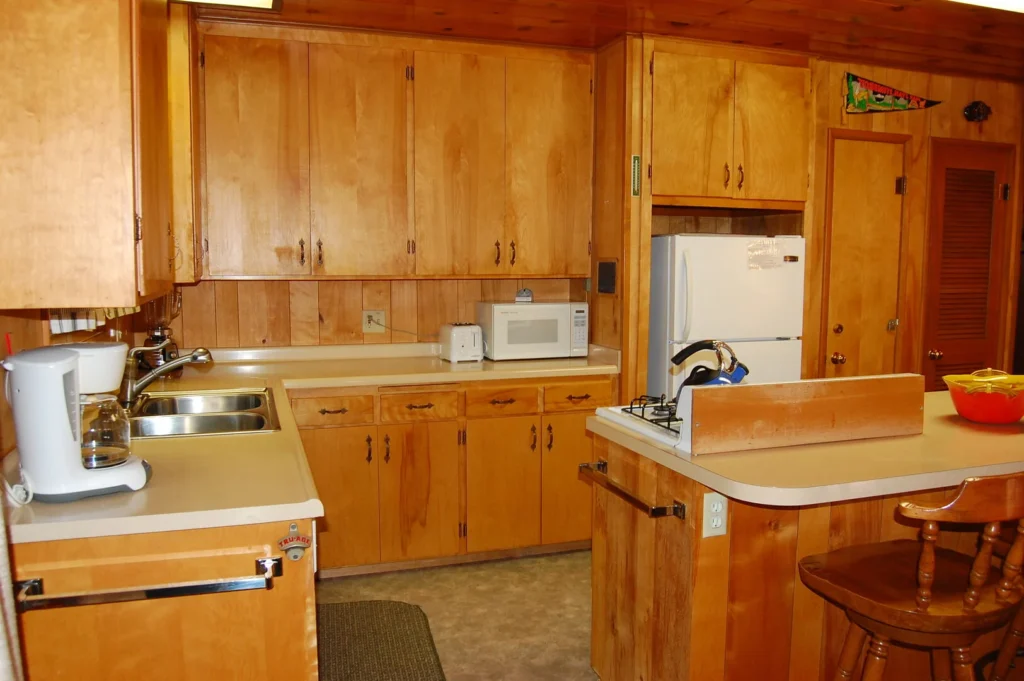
[586,392,1024,681]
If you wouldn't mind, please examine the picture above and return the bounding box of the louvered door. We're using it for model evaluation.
[923,141,1014,391]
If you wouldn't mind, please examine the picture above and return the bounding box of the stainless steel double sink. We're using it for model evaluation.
[130,389,281,439]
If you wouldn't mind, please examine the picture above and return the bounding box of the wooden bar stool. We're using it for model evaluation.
[798,472,1024,681]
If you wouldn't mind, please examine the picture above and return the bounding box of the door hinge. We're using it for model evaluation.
[134,214,143,242]
[1002,183,1011,201]
[588,240,592,256]
[887,318,900,332]
[648,164,652,180]
[199,51,205,68]
[895,176,908,195]
[649,57,654,75]
[589,79,593,94]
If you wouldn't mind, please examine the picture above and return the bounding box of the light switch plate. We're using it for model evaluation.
[702,492,728,538]
[363,310,386,334]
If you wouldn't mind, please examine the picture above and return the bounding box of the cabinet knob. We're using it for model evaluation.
[928,349,944,361]
[830,352,847,365]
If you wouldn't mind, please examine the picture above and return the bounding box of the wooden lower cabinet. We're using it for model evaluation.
[300,426,380,567]
[13,520,317,681]
[466,415,542,552]
[378,422,461,562]
[541,413,593,544]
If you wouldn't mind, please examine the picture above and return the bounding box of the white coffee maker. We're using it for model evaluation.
[2,343,150,503]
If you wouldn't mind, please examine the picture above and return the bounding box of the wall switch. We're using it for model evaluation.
[702,492,728,538]
[363,310,386,334]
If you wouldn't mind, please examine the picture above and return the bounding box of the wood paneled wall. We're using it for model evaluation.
[172,278,586,349]
[802,61,1023,380]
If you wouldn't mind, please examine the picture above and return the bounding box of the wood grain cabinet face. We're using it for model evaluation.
[505,58,593,277]
[413,51,507,276]
[733,62,810,202]
[543,380,614,412]
[378,422,461,562]
[466,415,542,552]
[651,52,734,199]
[541,413,593,544]
[379,391,459,423]
[291,395,375,427]
[465,385,540,418]
[310,44,414,276]
[300,426,380,568]
[203,35,311,276]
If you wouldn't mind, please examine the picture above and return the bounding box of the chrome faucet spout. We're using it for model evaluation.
[121,347,213,408]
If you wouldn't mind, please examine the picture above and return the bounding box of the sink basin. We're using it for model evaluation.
[130,389,280,439]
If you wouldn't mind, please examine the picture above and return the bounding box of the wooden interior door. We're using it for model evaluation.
[733,61,810,202]
[203,35,310,276]
[540,413,592,544]
[378,422,461,562]
[413,51,506,276]
[824,137,905,378]
[299,426,379,568]
[505,57,593,276]
[923,140,1014,390]
[650,52,734,199]
[466,415,541,552]
[133,0,173,298]
[309,44,413,277]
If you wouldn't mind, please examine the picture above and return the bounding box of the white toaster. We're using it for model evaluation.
[439,323,484,363]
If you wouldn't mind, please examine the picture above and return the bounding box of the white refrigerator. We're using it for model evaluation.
[647,234,805,398]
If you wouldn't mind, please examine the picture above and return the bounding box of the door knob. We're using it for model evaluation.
[830,352,847,365]
[833,323,844,334]
[928,349,944,361]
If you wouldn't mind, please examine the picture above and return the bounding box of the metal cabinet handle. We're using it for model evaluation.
[318,407,348,415]
[737,164,745,190]
[366,435,373,463]
[384,435,391,464]
[530,424,537,451]
[406,403,434,410]
[724,162,731,188]
[928,349,944,361]
[15,558,283,612]
[510,240,517,266]
[494,240,501,266]
[299,239,306,266]
[547,424,554,451]
[316,239,324,267]
[831,352,847,365]
[490,398,516,406]
[566,393,591,403]
[579,462,685,519]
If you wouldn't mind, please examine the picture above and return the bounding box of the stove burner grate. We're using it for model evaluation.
[621,394,682,435]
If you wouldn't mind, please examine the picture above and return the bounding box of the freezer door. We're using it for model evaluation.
[660,235,805,342]
[667,339,802,398]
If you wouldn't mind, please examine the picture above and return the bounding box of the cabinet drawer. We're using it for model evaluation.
[465,385,540,418]
[291,395,375,427]
[544,380,614,412]
[380,391,459,423]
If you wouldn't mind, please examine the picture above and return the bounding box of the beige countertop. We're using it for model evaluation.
[588,392,1024,507]
[5,344,619,544]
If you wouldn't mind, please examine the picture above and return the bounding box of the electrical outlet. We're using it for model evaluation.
[702,492,728,538]
[363,310,386,334]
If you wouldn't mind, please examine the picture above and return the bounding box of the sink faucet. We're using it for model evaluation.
[120,340,213,408]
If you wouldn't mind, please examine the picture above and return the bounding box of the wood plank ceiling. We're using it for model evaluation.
[196,0,1024,81]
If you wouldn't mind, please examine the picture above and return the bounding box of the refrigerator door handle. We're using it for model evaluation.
[680,249,692,342]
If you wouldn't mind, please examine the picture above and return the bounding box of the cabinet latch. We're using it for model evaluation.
[134,214,143,242]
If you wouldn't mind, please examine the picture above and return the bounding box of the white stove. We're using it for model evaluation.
[596,394,686,449]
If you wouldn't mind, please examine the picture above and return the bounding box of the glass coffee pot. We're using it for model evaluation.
[80,394,131,469]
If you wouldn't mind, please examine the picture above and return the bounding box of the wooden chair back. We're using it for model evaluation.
[898,472,1024,613]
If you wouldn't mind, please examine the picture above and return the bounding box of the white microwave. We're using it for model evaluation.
[476,302,589,360]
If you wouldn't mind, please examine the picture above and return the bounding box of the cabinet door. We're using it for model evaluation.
[505,58,593,276]
[733,62,809,202]
[379,422,461,562]
[133,0,173,298]
[310,44,413,276]
[541,413,593,544]
[300,426,379,568]
[204,35,310,276]
[651,52,734,199]
[466,415,541,552]
[414,51,506,276]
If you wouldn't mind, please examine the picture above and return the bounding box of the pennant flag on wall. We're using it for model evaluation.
[845,72,941,114]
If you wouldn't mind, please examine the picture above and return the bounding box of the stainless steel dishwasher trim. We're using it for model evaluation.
[579,461,685,520]
[15,558,283,612]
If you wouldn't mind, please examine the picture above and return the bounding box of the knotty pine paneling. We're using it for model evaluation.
[173,279,585,348]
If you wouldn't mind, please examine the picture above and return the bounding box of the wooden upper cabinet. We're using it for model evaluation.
[203,35,310,276]
[0,0,172,307]
[414,51,506,276]
[734,62,809,202]
[505,58,593,277]
[310,45,413,276]
[651,52,734,199]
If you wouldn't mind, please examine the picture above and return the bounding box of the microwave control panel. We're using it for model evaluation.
[571,305,589,356]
